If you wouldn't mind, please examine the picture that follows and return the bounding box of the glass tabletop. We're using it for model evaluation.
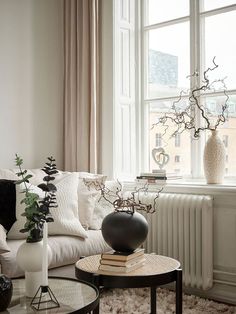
[3,277,98,314]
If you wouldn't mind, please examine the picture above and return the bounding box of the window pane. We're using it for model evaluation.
[145,0,189,25]
[202,0,236,12]
[204,11,236,90]
[149,101,191,175]
[203,95,236,176]
[146,22,190,99]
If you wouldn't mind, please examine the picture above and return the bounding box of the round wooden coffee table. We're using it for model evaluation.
[75,254,182,314]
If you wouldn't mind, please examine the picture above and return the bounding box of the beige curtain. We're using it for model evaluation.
[63,0,100,172]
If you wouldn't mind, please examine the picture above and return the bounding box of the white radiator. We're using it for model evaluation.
[143,193,213,290]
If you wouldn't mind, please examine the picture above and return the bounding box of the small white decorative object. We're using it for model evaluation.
[16,226,52,297]
[16,241,43,297]
[203,130,226,184]
[152,147,170,170]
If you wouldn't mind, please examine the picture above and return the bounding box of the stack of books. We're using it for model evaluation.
[136,170,182,184]
[99,248,145,273]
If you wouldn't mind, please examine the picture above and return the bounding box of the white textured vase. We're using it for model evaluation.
[203,130,226,184]
[16,241,52,297]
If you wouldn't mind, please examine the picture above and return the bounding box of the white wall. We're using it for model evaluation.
[0,0,64,169]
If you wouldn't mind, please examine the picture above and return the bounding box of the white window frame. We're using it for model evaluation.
[112,0,236,180]
[139,0,236,179]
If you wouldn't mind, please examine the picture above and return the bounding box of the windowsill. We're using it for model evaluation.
[123,178,236,194]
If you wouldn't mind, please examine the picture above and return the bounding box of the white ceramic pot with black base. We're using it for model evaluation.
[16,241,51,297]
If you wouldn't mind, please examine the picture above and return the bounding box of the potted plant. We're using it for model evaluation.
[14,155,58,297]
[14,155,58,243]
[84,179,162,252]
[151,57,229,184]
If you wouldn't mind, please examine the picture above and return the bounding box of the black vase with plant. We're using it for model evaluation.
[15,155,58,243]
[84,180,162,253]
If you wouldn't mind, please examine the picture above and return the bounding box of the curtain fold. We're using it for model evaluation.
[63,0,100,172]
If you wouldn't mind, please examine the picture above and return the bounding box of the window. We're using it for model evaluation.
[175,155,180,163]
[143,0,236,178]
[226,155,228,163]
[175,134,181,147]
[113,0,236,179]
[155,133,162,147]
[223,135,228,148]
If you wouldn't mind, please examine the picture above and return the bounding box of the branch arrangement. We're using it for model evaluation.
[151,57,229,139]
[83,179,162,214]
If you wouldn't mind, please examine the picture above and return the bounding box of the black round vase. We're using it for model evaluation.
[101,211,148,253]
[0,275,13,311]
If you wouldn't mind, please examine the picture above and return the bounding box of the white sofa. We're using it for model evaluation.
[0,169,114,278]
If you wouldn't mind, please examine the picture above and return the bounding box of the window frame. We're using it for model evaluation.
[139,0,236,179]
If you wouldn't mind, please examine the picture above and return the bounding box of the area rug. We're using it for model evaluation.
[100,287,236,313]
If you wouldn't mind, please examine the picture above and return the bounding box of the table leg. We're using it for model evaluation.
[92,274,100,314]
[150,286,157,314]
[93,301,100,314]
[176,269,182,314]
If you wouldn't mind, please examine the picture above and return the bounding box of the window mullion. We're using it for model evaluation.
[190,0,203,178]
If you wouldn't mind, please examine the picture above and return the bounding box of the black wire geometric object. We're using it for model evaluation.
[30,285,60,311]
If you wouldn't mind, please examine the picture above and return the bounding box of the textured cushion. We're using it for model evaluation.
[90,180,119,230]
[0,179,16,232]
[1,231,110,277]
[0,224,10,254]
[48,173,87,238]
[8,173,88,239]
[78,190,99,230]
[77,173,107,230]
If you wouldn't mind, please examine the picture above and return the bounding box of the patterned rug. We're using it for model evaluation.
[100,287,236,314]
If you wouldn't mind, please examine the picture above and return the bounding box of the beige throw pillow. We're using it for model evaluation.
[77,174,107,230]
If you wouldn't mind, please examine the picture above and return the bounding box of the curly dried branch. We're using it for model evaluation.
[151,57,229,139]
[83,179,162,214]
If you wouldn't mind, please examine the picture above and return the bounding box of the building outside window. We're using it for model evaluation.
[223,135,229,148]
[155,133,162,147]
[175,155,180,163]
[175,134,181,147]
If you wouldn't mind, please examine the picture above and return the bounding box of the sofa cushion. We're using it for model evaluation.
[0,179,16,232]
[90,180,120,230]
[77,173,107,230]
[1,230,110,277]
[7,173,88,239]
[48,173,87,238]
[0,224,10,254]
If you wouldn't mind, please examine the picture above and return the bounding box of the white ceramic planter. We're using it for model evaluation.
[203,130,226,184]
[16,241,52,297]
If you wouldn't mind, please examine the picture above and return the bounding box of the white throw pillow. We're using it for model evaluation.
[48,173,87,238]
[77,190,99,230]
[0,224,10,253]
[89,180,120,230]
[8,173,88,239]
[77,173,107,230]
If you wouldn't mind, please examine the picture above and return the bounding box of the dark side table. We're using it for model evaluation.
[75,254,182,314]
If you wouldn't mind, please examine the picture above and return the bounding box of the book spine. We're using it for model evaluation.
[136,176,167,180]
